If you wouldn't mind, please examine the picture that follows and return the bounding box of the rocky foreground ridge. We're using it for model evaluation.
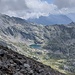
[0,45,65,75]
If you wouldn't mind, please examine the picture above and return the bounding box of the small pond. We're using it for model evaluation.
[30,44,42,49]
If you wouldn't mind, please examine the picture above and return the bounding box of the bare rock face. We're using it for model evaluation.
[0,45,65,75]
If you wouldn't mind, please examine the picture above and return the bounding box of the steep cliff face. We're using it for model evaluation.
[0,45,65,75]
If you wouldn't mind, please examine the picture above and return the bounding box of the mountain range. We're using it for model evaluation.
[0,13,75,75]
[27,14,72,25]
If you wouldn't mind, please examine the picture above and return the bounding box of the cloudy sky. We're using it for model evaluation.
[0,0,75,19]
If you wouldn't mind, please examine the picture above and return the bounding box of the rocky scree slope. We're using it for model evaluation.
[0,45,65,75]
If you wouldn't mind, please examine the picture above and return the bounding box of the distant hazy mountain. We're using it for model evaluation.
[67,13,75,22]
[27,14,72,25]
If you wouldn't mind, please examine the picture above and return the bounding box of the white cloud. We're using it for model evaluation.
[0,0,75,19]
[54,0,75,14]
[24,0,58,19]
[54,0,75,9]
[0,0,27,11]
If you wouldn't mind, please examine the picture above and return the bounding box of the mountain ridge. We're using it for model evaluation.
[27,14,72,25]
